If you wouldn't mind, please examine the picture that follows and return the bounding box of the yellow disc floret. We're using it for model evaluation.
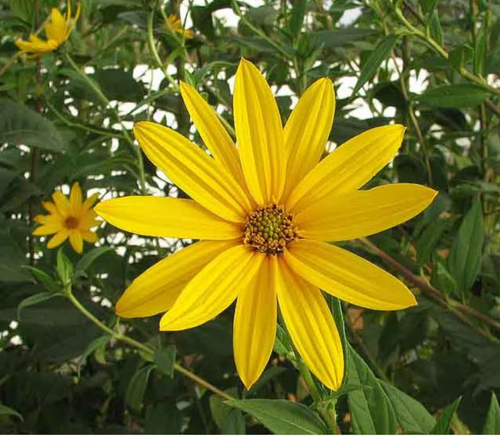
[244,205,297,255]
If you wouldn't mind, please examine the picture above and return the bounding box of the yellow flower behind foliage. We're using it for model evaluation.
[15,1,81,55]
[166,14,193,39]
[95,59,437,390]
[34,183,99,254]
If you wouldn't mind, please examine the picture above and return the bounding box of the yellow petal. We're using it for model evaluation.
[116,240,235,318]
[179,81,246,186]
[134,122,251,222]
[95,196,242,240]
[16,35,57,53]
[42,201,60,216]
[284,240,417,310]
[82,193,99,211]
[69,182,82,215]
[296,184,438,242]
[69,231,83,253]
[34,214,56,224]
[47,229,69,248]
[33,222,62,235]
[275,258,344,390]
[65,2,81,39]
[234,59,285,205]
[45,8,67,42]
[160,245,264,331]
[52,191,70,216]
[81,230,98,243]
[287,125,406,214]
[234,256,277,389]
[283,78,335,199]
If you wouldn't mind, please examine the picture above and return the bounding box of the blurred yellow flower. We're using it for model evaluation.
[95,59,437,390]
[34,182,99,254]
[166,14,193,39]
[15,1,81,55]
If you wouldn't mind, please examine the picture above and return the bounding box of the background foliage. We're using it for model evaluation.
[1,0,500,433]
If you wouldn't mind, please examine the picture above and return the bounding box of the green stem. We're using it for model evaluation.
[147,7,179,91]
[65,286,235,401]
[393,8,500,98]
[64,53,147,194]
[231,0,292,60]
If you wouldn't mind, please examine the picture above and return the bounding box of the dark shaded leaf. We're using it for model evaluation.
[226,399,328,435]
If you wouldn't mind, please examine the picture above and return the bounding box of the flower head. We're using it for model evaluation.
[15,1,81,55]
[166,14,193,39]
[34,182,99,254]
[95,59,437,390]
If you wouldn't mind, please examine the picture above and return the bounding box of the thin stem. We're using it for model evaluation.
[393,7,500,99]
[65,286,235,401]
[147,7,179,91]
[358,238,500,335]
[231,0,292,60]
[63,52,147,194]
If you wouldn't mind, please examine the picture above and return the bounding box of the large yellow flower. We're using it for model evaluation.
[95,59,437,390]
[34,182,99,254]
[15,1,81,55]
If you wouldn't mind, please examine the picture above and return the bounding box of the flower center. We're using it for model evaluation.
[64,216,79,229]
[244,205,297,255]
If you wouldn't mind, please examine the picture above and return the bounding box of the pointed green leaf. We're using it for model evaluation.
[419,84,490,108]
[0,99,65,151]
[381,381,436,434]
[125,365,154,412]
[347,345,397,435]
[74,246,113,278]
[153,345,177,378]
[0,403,23,421]
[289,0,307,36]
[484,393,500,435]
[448,200,484,297]
[431,397,461,434]
[226,399,328,435]
[353,35,398,95]
[17,292,62,320]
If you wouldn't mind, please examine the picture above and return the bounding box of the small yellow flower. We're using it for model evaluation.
[95,59,437,390]
[15,1,81,55]
[34,182,99,254]
[166,14,193,39]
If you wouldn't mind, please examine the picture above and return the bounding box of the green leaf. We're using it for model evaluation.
[17,292,62,320]
[431,397,461,434]
[419,84,490,108]
[74,246,113,278]
[9,0,34,24]
[416,218,453,267]
[289,0,307,36]
[0,99,65,151]
[448,200,484,297]
[0,403,23,421]
[210,389,245,434]
[57,249,74,284]
[428,11,443,45]
[419,0,440,14]
[347,345,397,434]
[484,393,500,434]
[77,335,110,376]
[23,266,60,293]
[125,365,154,412]
[353,35,398,95]
[381,381,436,434]
[226,399,328,435]
[153,345,177,378]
